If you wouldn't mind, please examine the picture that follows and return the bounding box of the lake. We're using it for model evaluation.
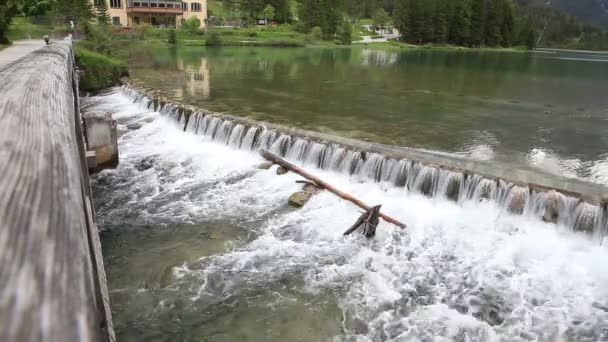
[90,46,608,341]
[129,46,608,183]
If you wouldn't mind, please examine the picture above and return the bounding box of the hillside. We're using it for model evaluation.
[552,0,608,29]
[518,0,608,29]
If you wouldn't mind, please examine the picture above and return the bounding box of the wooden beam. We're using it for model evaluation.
[260,149,407,229]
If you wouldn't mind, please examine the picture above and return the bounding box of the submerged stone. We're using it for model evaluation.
[302,183,321,194]
[257,162,273,170]
[277,166,288,175]
[288,191,313,207]
[127,123,143,130]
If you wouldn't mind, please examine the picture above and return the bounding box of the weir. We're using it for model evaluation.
[0,39,115,341]
[122,83,608,235]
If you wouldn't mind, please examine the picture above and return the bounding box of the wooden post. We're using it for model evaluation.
[260,150,407,229]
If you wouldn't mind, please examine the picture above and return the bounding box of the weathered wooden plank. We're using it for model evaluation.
[0,39,114,341]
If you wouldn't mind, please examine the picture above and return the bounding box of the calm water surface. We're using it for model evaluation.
[129,46,608,183]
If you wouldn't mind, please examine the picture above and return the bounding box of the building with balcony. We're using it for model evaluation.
[98,0,207,28]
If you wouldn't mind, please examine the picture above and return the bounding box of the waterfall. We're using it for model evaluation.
[121,85,608,236]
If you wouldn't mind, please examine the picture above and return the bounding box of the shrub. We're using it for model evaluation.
[337,20,352,45]
[311,26,322,41]
[167,29,177,44]
[293,22,309,34]
[182,16,201,35]
[75,45,128,91]
[206,31,223,46]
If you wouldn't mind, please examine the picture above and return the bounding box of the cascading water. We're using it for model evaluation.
[122,85,607,235]
[90,87,608,341]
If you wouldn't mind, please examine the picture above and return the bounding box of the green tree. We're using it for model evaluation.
[469,0,484,46]
[167,28,177,44]
[311,25,322,40]
[263,4,275,23]
[393,0,410,42]
[483,0,501,46]
[54,0,94,29]
[433,0,449,43]
[95,0,111,25]
[499,0,515,47]
[449,0,471,46]
[182,15,200,34]
[0,0,20,44]
[518,17,536,50]
[298,0,341,38]
[337,18,352,44]
[372,8,390,35]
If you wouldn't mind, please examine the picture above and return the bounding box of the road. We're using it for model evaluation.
[0,39,46,68]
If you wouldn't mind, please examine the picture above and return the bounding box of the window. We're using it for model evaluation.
[133,1,141,6]
[150,2,157,7]
[110,0,121,8]
[158,3,165,7]
[182,2,188,10]
[191,2,201,12]
[112,17,121,26]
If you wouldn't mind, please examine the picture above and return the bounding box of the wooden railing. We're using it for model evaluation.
[0,38,115,342]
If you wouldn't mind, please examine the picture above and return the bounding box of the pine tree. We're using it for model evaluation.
[95,0,111,25]
[433,0,449,43]
[469,0,484,47]
[393,0,410,42]
[518,17,536,50]
[448,0,471,46]
[483,0,501,46]
[499,0,515,47]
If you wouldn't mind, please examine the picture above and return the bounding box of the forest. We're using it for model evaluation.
[218,0,608,49]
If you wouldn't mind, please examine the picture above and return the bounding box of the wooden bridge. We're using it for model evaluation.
[0,39,115,341]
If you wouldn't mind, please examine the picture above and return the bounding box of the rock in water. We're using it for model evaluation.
[276,166,288,175]
[302,182,321,194]
[288,191,313,207]
[127,123,143,130]
[257,162,273,170]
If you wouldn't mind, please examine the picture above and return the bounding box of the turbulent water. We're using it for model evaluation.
[90,88,608,341]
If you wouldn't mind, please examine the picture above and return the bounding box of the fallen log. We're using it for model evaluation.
[260,149,407,229]
[344,205,382,238]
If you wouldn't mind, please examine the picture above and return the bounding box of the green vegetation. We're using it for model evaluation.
[6,16,57,41]
[206,31,222,46]
[167,29,177,45]
[75,45,127,91]
[94,0,111,25]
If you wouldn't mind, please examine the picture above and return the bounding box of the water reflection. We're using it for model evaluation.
[175,56,210,100]
[128,46,608,184]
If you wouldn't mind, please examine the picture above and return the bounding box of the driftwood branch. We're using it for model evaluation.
[260,149,407,229]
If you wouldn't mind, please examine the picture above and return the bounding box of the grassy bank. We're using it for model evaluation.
[75,45,128,91]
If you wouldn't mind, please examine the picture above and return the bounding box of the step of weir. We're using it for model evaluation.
[120,81,608,234]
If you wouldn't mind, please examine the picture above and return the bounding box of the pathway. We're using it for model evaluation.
[0,39,45,68]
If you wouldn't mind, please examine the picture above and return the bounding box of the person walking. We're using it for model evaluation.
[43,35,49,46]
